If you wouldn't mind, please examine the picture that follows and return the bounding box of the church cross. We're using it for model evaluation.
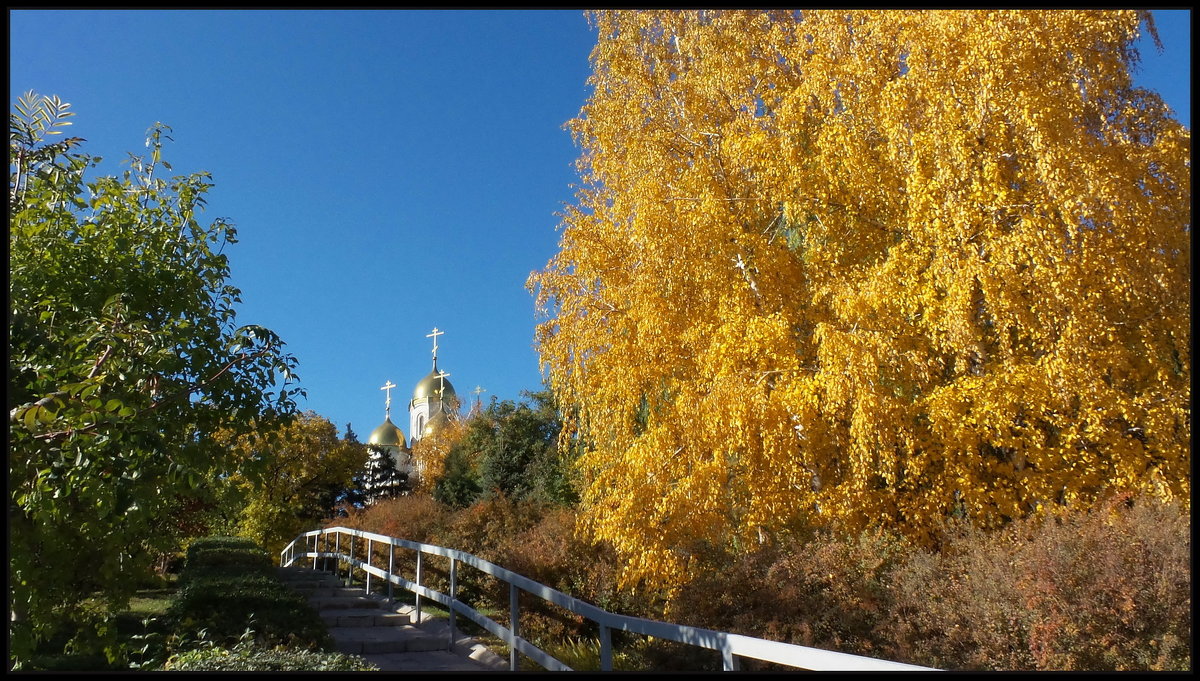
[435,370,451,398]
[426,327,444,364]
[380,380,397,417]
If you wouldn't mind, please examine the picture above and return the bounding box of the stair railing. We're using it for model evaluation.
[281,526,938,672]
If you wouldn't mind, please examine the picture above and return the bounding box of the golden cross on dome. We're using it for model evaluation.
[426,327,444,364]
[380,380,397,417]
[435,370,451,398]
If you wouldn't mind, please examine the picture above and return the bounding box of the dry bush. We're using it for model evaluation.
[1007,493,1186,671]
[328,492,1190,672]
[666,527,914,666]
[432,497,637,643]
[341,495,643,647]
[327,495,454,589]
[884,519,1038,670]
[346,494,452,545]
[663,494,1189,672]
[884,493,1191,671]
[495,506,652,644]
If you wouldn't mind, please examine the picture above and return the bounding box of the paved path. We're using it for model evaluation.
[278,566,508,672]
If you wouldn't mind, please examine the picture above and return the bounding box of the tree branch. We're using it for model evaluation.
[29,348,272,441]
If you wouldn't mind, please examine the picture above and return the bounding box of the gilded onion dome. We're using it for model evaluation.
[368,417,407,448]
[413,365,457,403]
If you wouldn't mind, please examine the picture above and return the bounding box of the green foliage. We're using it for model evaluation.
[8,91,301,666]
[360,445,411,502]
[220,412,368,556]
[433,389,576,508]
[168,537,331,650]
[188,535,260,551]
[434,444,484,508]
[179,536,275,585]
[162,641,379,671]
[532,637,652,672]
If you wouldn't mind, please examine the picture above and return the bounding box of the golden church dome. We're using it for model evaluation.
[367,417,407,448]
[413,366,457,402]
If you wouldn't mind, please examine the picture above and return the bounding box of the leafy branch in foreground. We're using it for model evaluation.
[9,91,302,666]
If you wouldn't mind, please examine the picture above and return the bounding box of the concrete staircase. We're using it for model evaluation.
[277,565,507,672]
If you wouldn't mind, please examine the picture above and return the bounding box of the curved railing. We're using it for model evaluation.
[281,526,938,672]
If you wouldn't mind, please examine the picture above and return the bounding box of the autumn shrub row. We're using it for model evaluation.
[340,493,1190,672]
[669,493,1191,672]
[338,495,648,643]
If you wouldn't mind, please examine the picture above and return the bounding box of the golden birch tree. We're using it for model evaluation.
[529,10,1190,590]
[410,416,468,495]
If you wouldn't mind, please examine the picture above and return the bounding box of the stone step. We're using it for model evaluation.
[320,609,414,628]
[310,595,390,610]
[285,577,344,587]
[303,586,385,599]
[329,624,448,655]
[279,565,507,670]
[358,649,505,672]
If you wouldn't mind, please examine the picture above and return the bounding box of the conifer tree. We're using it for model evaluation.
[361,446,410,503]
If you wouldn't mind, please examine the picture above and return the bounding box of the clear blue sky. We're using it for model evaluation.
[9,9,1191,440]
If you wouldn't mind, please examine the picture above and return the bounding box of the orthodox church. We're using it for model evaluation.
[362,328,461,501]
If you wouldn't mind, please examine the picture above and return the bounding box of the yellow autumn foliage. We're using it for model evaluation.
[529,10,1190,590]
[220,411,369,556]
[410,417,469,494]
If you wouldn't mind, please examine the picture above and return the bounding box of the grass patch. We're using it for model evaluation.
[126,593,174,618]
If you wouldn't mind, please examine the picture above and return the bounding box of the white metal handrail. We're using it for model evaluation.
[280,526,938,672]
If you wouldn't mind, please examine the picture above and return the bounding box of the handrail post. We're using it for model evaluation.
[334,533,341,579]
[365,538,373,594]
[600,624,613,671]
[448,557,458,649]
[311,533,317,570]
[347,534,355,587]
[322,532,329,572]
[509,582,520,671]
[415,551,423,623]
[387,542,395,604]
[721,636,740,671]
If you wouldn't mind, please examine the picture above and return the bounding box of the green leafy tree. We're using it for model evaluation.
[478,390,576,505]
[434,445,484,508]
[433,390,576,508]
[222,411,369,556]
[8,92,302,665]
